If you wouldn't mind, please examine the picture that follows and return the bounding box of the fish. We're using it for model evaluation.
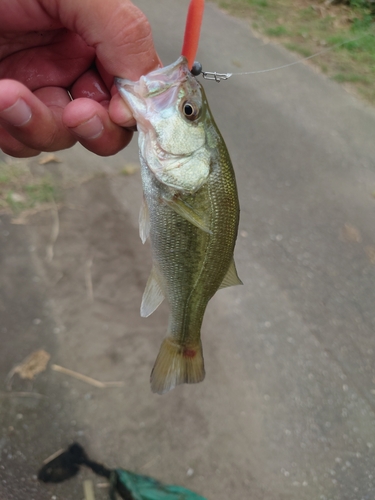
[116,56,241,394]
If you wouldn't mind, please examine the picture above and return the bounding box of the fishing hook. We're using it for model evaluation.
[202,71,232,82]
[191,61,232,82]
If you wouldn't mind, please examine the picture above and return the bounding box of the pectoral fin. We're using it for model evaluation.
[219,258,243,289]
[163,195,212,234]
[139,196,150,244]
[140,266,165,317]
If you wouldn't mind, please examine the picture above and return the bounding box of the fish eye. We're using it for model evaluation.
[181,101,200,121]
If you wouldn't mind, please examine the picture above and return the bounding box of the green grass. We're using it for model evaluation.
[242,0,269,6]
[265,25,289,37]
[211,0,375,104]
[333,72,372,83]
[328,32,375,54]
[0,161,58,214]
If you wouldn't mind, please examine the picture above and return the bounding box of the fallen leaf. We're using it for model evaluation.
[9,192,26,203]
[6,349,51,389]
[13,350,50,379]
[340,223,362,243]
[121,163,139,176]
[38,154,62,165]
[365,246,375,264]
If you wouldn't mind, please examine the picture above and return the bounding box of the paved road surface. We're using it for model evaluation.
[1,1,375,499]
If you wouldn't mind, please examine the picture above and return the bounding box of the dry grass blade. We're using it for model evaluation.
[83,479,95,500]
[11,203,62,224]
[43,448,65,464]
[46,203,60,262]
[51,364,124,388]
[140,455,161,471]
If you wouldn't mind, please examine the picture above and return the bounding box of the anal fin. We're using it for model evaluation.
[219,257,243,289]
[140,266,165,317]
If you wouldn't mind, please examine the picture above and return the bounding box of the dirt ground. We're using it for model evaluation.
[0,142,270,500]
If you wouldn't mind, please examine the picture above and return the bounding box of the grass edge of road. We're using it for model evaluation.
[211,0,375,105]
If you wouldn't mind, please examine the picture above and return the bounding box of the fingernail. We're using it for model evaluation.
[71,115,104,140]
[0,98,32,127]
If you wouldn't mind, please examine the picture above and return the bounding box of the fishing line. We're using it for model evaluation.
[195,32,374,82]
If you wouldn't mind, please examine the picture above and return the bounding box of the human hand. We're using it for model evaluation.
[0,0,160,157]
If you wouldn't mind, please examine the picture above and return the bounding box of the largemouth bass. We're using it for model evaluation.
[116,56,241,394]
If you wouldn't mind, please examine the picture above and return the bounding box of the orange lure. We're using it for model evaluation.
[181,0,205,69]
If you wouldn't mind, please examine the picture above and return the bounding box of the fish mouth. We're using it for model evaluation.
[115,56,190,117]
[115,56,188,93]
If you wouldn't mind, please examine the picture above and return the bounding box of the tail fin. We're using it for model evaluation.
[150,337,205,395]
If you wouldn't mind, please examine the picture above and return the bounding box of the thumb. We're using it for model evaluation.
[39,0,160,80]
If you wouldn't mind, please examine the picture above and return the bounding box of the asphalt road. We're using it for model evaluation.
[1,1,375,499]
